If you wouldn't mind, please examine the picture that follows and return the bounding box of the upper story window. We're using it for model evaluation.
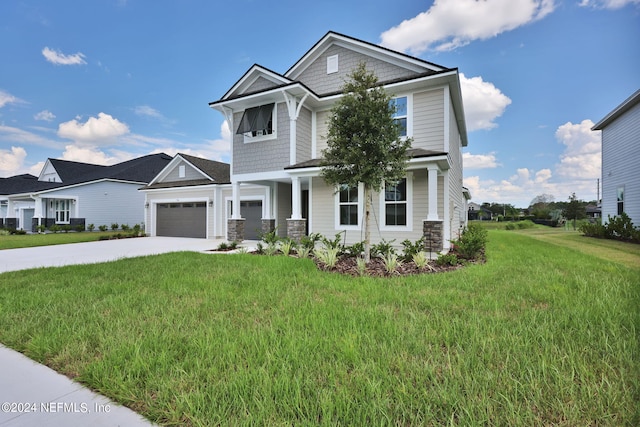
[380,173,413,230]
[390,97,408,137]
[236,103,276,142]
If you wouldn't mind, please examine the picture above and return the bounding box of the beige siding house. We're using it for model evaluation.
[208,31,470,251]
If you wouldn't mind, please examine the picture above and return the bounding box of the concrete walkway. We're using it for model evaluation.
[0,236,239,426]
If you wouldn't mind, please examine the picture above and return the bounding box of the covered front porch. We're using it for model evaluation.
[3,194,84,232]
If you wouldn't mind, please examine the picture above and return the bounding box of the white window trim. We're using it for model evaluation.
[178,165,186,178]
[391,94,413,139]
[380,172,413,231]
[54,199,70,224]
[243,103,278,144]
[334,183,364,231]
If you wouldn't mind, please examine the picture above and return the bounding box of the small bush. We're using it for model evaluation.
[111,223,119,231]
[74,224,85,232]
[382,252,402,274]
[49,224,61,233]
[87,223,95,232]
[345,241,364,257]
[356,257,367,276]
[436,253,458,266]
[451,222,487,260]
[314,247,340,269]
[412,251,432,270]
[300,233,322,251]
[98,225,108,232]
[260,228,280,246]
[371,239,396,257]
[280,238,296,256]
[121,224,130,231]
[321,233,343,251]
[401,237,425,262]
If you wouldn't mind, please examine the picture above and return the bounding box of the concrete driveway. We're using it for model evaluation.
[0,237,225,274]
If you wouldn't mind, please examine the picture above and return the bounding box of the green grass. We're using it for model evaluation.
[0,231,116,250]
[0,231,638,426]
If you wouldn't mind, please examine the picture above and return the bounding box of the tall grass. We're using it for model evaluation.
[0,231,638,426]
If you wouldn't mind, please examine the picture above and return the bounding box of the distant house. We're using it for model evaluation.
[585,204,601,219]
[467,202,492,221]
[0,153,172,231]
[592,89,640,225]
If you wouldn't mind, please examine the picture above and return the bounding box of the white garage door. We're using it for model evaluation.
[156,202,206,238]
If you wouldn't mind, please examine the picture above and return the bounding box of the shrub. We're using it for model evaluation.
[0,229,11,236]
[321,232,343,251]
[356,257,368,276]
[314,247,340,269]
[74,224,85,232]
[62,224,72,233]
[401,237,425,262]
[121,224,130,231]
[451,222,487,260]
[49,224,61,233]
[605,213,638,241]
[300,233,322,251]
[111,223,119,231]
[98,225,108,232]
[345,241,365,257]
[436,253,458,266]
[87,223,95,232]
[371,239,396,257]
[260,228,280,246]
[36,224,46,233]
[412,251,432,270]
[280,238,296,256]
[382,252,402,274]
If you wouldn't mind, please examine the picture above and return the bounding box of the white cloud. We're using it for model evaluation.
[555,119,601,180]
[34,110,56,122]
[42,47,87,65]
[0,89,25,108]
[460,73,512,131]
[0,124,60,148]
[579,0,640,8]
[0,146,27,176]
[463,152,500,169]
[58,112,129,145]
[150,120,232,162]
[134,105,164,119]
[380,0,556,54]
[60,145,127,165]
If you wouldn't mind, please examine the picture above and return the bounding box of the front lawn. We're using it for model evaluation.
[0,231,638,426]
[0,231,115,250]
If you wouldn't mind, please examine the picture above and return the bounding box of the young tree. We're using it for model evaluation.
[321,62,412,263]
[563,192,586,230]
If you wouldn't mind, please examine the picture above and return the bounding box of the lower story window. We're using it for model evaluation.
[339,184,359,226]
[55,199,70,223]
[384,179,407,226]
[617,186,624,215]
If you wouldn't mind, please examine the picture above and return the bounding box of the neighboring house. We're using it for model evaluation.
[206,31,470,251]
[468,202,492,221]
[0,153,172,231]
[140,153,269,240]
[585,204,601,219]
[592,89,640,225]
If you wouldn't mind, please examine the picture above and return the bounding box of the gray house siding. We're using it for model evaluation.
[232,103,290,174]
[601,100,640,223]
[163,160,206,182]
[245,76,281,94]
[45,181,146,228]
[295,45,419,96]
[413,88,445,151]
[296,107,313,163]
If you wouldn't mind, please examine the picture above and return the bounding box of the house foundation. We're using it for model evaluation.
[227,219,245,242]
[423,220,443,253]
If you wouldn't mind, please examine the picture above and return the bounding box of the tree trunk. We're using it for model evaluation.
[364,186,371,263]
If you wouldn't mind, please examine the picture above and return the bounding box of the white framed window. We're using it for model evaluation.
[327,54,339,74]
[55,199,70,224]
[380,173,413,230]
[390,96,408,137]
[617,186,624,215]
[335,183,363,230]
[178,165,186,178]
[236,103,277,143]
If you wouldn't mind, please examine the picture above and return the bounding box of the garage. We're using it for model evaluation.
[241,200,262,240]
[156,202,206,238]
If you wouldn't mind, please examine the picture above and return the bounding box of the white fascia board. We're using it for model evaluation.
[222,65,292,101]
[30,179,147,196]
[140,183,219,193]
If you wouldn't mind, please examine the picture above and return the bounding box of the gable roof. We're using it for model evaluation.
[142,153,230,190]
[592,88,640,130]
[285,31,446,79]
[221,64,293,101]
[2,153,173,197]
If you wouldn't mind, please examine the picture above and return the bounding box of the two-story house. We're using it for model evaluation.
[208,31,469,251]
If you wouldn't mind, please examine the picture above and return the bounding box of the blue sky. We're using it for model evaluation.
[1,0,638,207]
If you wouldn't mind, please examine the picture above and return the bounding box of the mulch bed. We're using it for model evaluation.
[317,255,466,277]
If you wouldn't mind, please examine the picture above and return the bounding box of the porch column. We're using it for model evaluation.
[228,181,245,242]
[426,165,440,221]
[261,183,276,237]
[32,196,43,231]
[287,176,306,243]
[283,91,308,166]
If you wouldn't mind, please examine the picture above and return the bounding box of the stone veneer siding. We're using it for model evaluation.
[261,219,276,237]
[227,219,245,242]
[286,219,307,244]
[423,220,443,253]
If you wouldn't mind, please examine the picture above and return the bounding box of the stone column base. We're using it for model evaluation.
[261,219,276,238]
[423,220,443,253]
[227,219,246,242]
[286,219,307,244]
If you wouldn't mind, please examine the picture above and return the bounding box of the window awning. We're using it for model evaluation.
[236,104,274,135]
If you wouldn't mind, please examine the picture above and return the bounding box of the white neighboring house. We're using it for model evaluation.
[592,89,640,225]
[0,154,172,232]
